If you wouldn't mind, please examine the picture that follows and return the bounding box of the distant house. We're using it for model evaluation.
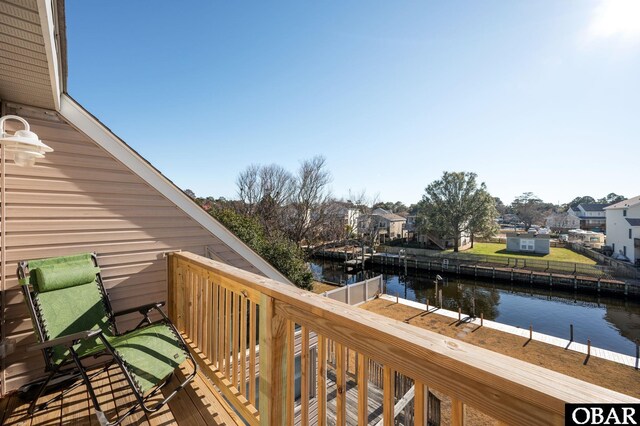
[405,215,471,250]
[328,201,361,237]
[545,212,580,232]
[604,195,640,264]
[358,208,407,244]
[506,232,551,255]
[568,203,609,232]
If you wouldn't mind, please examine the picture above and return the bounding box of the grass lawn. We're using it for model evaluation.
[459,242,596,265]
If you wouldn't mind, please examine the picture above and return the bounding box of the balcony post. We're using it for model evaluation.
[258,294,289,426]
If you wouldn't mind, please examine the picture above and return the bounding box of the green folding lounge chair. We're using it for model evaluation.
[18,253,197,426]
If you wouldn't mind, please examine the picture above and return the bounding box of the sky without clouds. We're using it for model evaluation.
[66,0,640,206]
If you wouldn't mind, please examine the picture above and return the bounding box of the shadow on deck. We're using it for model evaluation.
[0,362,242,426]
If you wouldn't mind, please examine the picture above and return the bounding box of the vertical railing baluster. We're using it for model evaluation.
[451,398,465,426]
[225,288,232,379]
[211,277,219,368]
[240,294,247,397]
[217,284,225,372]
[301,326,310,425]
[286,321,295,426]
[414,380,428,426]
[232,293,239,389]
[248,300,257,406]
[357,353,368,426]
[200,273,207,356]
[383,366,395,425]
[336,342,346,426]
[317,335,327,426]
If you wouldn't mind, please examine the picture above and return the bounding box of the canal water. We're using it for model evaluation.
[310,260,640,357]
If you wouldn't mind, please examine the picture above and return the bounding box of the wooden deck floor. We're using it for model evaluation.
[0,363,242,426]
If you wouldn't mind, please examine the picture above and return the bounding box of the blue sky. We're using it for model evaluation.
[66,1,640,206]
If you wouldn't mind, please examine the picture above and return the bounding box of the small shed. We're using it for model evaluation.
[506,232,551,255]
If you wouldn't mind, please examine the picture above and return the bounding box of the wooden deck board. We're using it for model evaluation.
[0,362,242,426]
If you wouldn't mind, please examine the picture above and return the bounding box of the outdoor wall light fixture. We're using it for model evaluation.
[0,115,53,167]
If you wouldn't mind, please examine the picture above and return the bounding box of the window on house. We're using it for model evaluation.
[631,229,633,239]
[623,246,627,256]
[520,239,535,251]
[623,210,627,217]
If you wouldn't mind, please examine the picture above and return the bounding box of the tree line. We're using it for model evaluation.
[186,159,626,287]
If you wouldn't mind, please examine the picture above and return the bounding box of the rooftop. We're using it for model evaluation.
[606,196,640,210]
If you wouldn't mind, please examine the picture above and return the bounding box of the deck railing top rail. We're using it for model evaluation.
[168,251,637,426]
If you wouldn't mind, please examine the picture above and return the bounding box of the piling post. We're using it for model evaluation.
[426,298,429,311]
[492,267,495,279]
[529,324,533,340]
[570,324,574,341]
[396,292,399,304]
[438,289,443,308]
[597,278,601,293]
[458,307,461,321]
[480,312,484,326]
[587,339,591,357]
[510,269,514,281]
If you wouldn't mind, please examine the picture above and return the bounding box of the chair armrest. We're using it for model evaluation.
[113,301,165,317]
[28,329,103,352]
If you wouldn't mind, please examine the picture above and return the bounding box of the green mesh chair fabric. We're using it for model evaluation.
[24,253,188,395]
[35,281,112,365]
[107,323,187,394]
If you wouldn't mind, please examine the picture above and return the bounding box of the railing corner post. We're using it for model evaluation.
[258,294,288,426]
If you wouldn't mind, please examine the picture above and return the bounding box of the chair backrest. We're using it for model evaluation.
[19,253,113,366]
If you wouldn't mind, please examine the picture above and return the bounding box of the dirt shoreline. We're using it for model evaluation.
[360,298,639,399]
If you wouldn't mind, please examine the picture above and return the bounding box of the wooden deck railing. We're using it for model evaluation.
[167,252,636,426]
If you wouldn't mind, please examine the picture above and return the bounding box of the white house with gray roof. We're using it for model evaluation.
[568,203,609,232]
[605,196,640,264]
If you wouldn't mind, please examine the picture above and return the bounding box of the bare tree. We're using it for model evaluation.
[512,192,547,231]
[236,163,294,234]
[236,164,261,215]
[285,156,332,246]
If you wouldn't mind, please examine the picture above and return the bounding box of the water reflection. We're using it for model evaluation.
[310,259,640,357]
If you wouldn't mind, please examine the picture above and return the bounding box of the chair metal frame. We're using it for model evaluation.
[18,253,198,426]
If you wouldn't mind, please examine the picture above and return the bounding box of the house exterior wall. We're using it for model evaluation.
[0,110,263,393]
[606,204,640,263]
[545,212,580,231]
[388,220,405,239]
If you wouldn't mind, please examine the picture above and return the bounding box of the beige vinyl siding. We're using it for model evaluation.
[0,0,55,109]
[0,111,262,393]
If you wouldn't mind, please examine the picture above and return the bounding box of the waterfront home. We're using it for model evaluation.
[0,2,636,424]
[506,232,551,254]
[357,208,407,244]
[405,215,471,250]
[605,195,640,264]
[568,203,609,232]
[327,200,361,238]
